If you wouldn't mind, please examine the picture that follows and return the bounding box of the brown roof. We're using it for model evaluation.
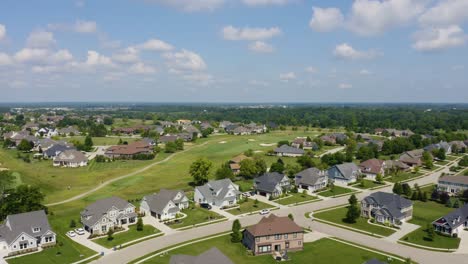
[245,214,303,237]
[439,176,468,185]
[359,159,384,175]
[229,163,240,170]
[106,141,152,155]
[229,154,249,164]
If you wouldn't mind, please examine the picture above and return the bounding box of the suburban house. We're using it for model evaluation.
[384,129,414,138]
[253,172,291,199]
[194,179,241,208]
[424,141,452,155]
[384,160,410,172]
[361,192,413,225]
[229,154,250,174]
[359,159,386,180]
[43,144,76,159]
[437,176,468,195]
[273,145,305,157]
[183,125,202,138]
[169,247,234,264]
[327,163,360,185]
[140,189,189,221]
[449,141,467,151]
[399,149,427,167]
[159,135,179,144]
[112,127,137,136]
[53,150,88,167]
[0,210,56,256]
[294,168,328,193]
[57,126,80,136]
[105,141,153,159]
[242,214,304,255]
[290,137,318,150]
[34,127,58,138]
[320,135,336,145]
[80,197,137,235]
[22,122,40,131]
[3,131,38,146]
[432,203,468,237]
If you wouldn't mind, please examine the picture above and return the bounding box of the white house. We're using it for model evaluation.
[194,179,241,208]
[53,150,88,167]
[140,189,189,221]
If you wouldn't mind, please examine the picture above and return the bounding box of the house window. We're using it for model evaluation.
[284,234,288,239]
[101,225,107,232]
[266,235,270,240]
[20,242,28,250]
[258,245,271,253]
[275,234,281,240]
[33,227,41,233]
[256,237,260,242]
[293,233,297,238]
[298,241,302,245]
[286,242,290,249]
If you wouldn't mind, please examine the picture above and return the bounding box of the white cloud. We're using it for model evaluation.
[305,66,318,73]
[222,26,281,41]
[74,20,97,33]
[112,47,140,63]
[359,69,372,75]
[26,31,56,48]
[9,80,27,88]
[412,25,466,51]
[333,43,380,60]
[0,53,12,66]
[129,62,157,74]
[249,80,269,86]
[248,41,274,53]
[279,72,296,82]
[14,48,49,63]
[242,0,293,6]
[142,0,225,12]
[309,7,344,32]
[419,0,468,26]
[0,24,6,40]
[49,49,73,63]
[85,50,114,66]
[339,83,352,89]
[348,0,427,36]
[136,39,173,51]
[32,65,60,74]
[164,49,207,71]
[182,73,214,86]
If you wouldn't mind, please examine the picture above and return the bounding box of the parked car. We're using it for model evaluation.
[200,203,212,210]
[67,231,76,237]
[75,228,85,235]
[259,209,270,215]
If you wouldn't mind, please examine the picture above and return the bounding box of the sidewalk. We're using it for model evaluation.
[70,234,113,255]
[384,222,420,243]
[250,194,286,209]
[455,230,468,254]
[143,215,177,235]
[303,231,330,243]
[211,207,238,221]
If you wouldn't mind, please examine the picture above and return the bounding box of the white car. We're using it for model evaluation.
[243,192,251,197]
[67,231,76,237]
[75,228,85,235]
[259,209,270,215]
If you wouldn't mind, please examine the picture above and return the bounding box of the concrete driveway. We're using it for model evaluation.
[142,215,177,235]
[384,222,420,243]
[69,233,112,255]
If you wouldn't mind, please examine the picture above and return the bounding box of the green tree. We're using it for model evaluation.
[288,213,294,221]
[189,158,213,185]
[136,217,144,231]
[215,164,234,180]
[426,224,435,241]
[254,158,267,175]
[69,219,76,228]
[0,171,15,198]
[345,194,361,223]
[436,148,446,161]
[453,199,460,208]
[17,139,33,151]
[1,185,46,219]
[392,182,403,195]
[231,219,242,243]
[107,228,114,241]
[84,135,93,151]
[239,159,259,179]
[175,139,184,150]
[165,141,177,153]
[375,173,383,184]
[402,183,412,197]
[422,151,433,169]
[270,159,285,173]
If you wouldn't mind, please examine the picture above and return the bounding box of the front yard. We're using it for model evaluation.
[225,198,274,215]
[400,200,461,250]
[274,192,320,206]
[166,207,225,229]
[385,171,424,183]
[352,180,386,190]
[317,185,355,197]
[314,206,397,237]
[93,224,161,248]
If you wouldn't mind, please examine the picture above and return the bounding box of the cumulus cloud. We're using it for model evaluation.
[242,0,293,6]
[339,83,352,89]
[309,7,344,32]
[419,0,468,26]
[248,41,274,53]
[85,50,114,66]
[333,43,380,60]
[0,53,12,65]
[129,62,157,74]
[0,24,6,40]
[164,49,207,71]
[14,48,50,63]
[136,39,173,51]
[74,20,97,33]
[141,0,225,12]
[359,69,372,75]
[112,47,140,63]
[182,73,215,86]
[222,26,281,41]
[49,49,73,63]
[305,66,318,73]
[279,72,296,82]
[412,25,466,51]
[32,65,60,74]
[26,30,56,48]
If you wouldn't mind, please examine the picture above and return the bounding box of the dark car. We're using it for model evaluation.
[200,203,212,210]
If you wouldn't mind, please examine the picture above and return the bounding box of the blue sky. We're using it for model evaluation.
[0,0,467,102]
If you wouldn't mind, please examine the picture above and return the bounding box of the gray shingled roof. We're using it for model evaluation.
[54,149,87,163]
[170,247,234,264]
[254,172,288,193]
[81,197,135,227]
[274,145,305,155]
[195,179,240,203]
[331,163,360,180]
[143,189,185,214]
[365,259,387,264]
[433,203,468,230]
[44,144,76,157]
[295,168,327,186]
[0,210,54,245]
[363,192,412,219]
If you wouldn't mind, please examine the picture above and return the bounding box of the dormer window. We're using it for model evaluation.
[33,227,41,233]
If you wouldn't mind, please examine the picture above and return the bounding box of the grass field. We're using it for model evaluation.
[435,160,450,166]
[225,199,274,215]
[385,172,424,183]
[314,207,396,237]
[167,207,224,229]
[317,186,355,197]
[352,180,386,190]
[401,200,460,249]
[93,224,161,248]
[63,136,141,146]
[139,235,405,264]
[274,192,320,205]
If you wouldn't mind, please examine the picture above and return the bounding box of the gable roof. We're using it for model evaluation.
[44,144,76,157]
[195,179,240,202]
[254,172,288,193]
[363,192,412,219]
[433,203,468,230]
[359,159,385,175]
[143,189,185,214]
[438,175,468,185]
[169,247,234,264]
[330,163,360,180]
[81,197,134,227]
[295,168,328,186]
[229,154,249,164]
[274,145,305,155]
[54,150,87,163]
[0,210,54,245]
[245,214,303,237]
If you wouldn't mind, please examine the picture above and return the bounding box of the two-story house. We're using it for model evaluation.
[140,189,189,221]
[361,192,413,225]
[254,172,291,199]
[433,203,468,237]
[194,179,241,208]
[294,167,328,193]
[359,159,385,181]
[242,214,304,255]
[327,163,360,186]
[0,210,56,257]
[437,176,468,195]
[80,197,137,235]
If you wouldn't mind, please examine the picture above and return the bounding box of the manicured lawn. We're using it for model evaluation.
[314,207,396,237]
[139,235,405,264]
[235,179,253,192]
[167,207,224,229]
[385,172,424,183]
[352,180,386,190]
[274,192,320,205]
[93,224,161,248]
[435,160,450,166]
[317,186,355,197]
[63,136,141,146]
[225,199,274,215]
[401,200,460,249]
[445,155,458,161]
